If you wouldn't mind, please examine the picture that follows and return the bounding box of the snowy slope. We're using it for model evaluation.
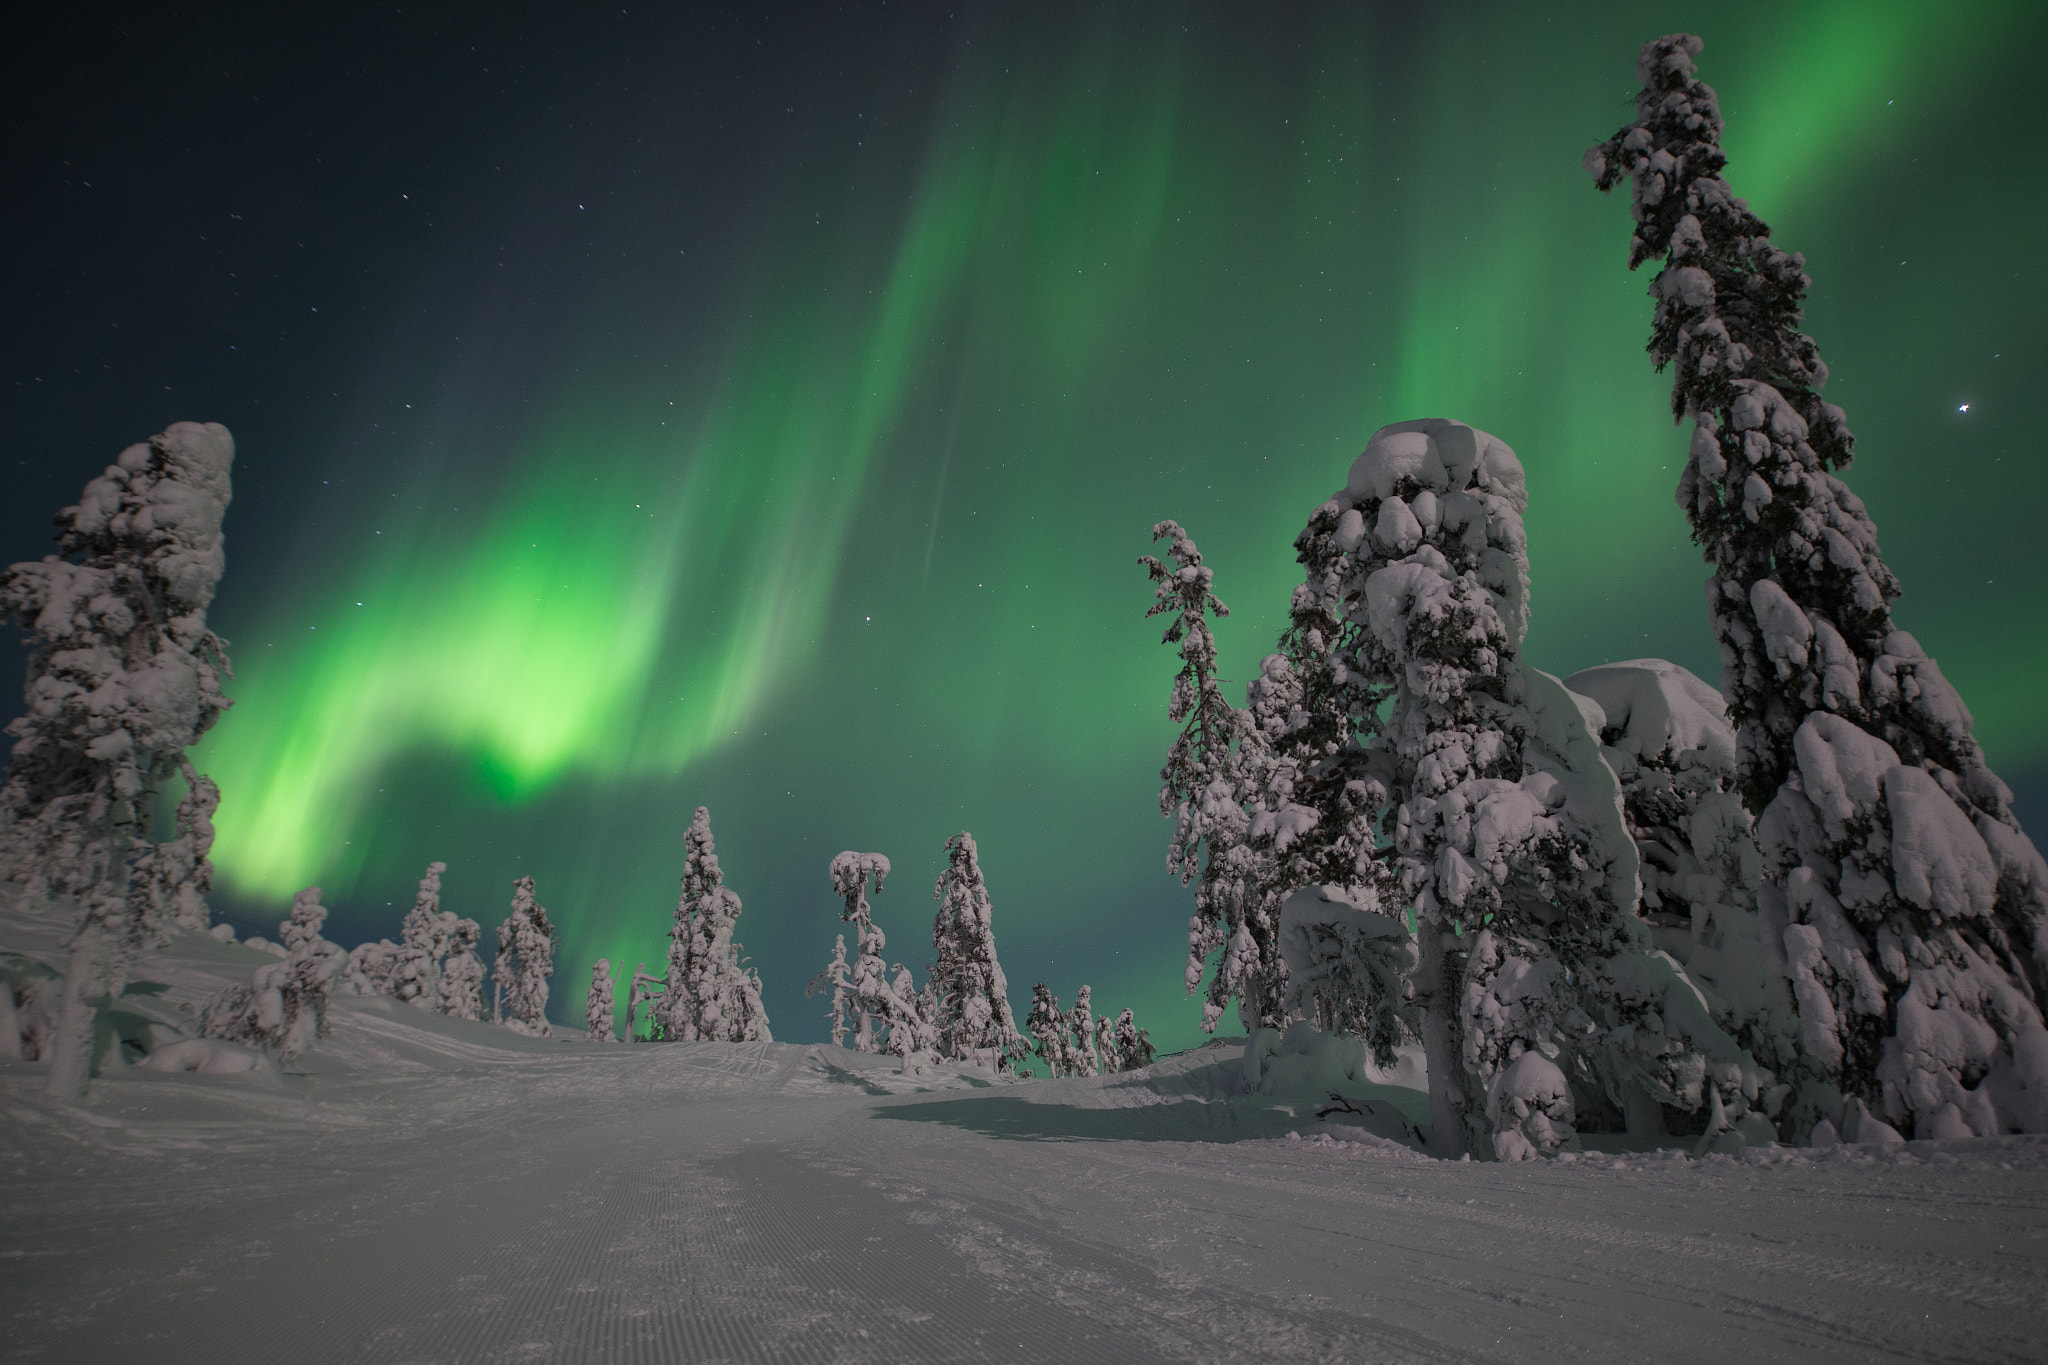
[2,908,2045,1363]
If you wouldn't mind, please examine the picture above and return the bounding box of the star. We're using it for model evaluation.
[1959,404,1970,413]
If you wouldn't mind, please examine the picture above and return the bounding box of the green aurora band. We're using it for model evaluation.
[182,2,2045,1049]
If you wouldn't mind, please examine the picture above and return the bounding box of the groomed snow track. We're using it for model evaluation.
[3,919,2047,1362]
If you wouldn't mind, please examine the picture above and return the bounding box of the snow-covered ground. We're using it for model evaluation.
[4,908,2046,1363]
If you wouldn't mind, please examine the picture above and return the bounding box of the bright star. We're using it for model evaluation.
[1959,404,1970,413]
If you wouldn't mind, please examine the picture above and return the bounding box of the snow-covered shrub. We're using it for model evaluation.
[1487,1051,1578,1162]
[928,832,1029,1071]
[626,962,666,1042]
[0,422,235,1098]
[1276,884,1418,1068]
[200,886,346,1062]
[493,876,555,1037]
[658,808,771,1043]
[137,1037,267,1075]
[805,934,853,1048]
[1026,983,1072,1077]
[345,938,402,996]
[1291,418,1760,1157]
[435,919,484,1020]
[585,959,616,1041]
[888,963,937,1073]
[1244,1020,1380,1098]
[1589,34,2048,1139]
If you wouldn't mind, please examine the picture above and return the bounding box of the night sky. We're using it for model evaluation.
[5,2,2043,1050]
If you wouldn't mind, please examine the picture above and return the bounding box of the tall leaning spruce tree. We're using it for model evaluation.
[1590,34,2048,1139]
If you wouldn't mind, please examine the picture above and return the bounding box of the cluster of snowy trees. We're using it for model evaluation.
[1144,35,2048,1160]
[1025,982,1156,1078]
[0,423,236,1098]
[599,806,770,1044]
[801,830,1149,1078]
[338,862,546,1032]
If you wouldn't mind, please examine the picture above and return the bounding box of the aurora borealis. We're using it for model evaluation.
[4,2,2043,1050]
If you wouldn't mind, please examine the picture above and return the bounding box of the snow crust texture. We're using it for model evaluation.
[1589,34,2048,1140]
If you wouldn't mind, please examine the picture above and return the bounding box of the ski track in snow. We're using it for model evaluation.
[3,916,2047,1362]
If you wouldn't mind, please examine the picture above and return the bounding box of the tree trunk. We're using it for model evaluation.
[0,983,21,1060]
[1415,926,1470,1158]
[43,928,106,1101]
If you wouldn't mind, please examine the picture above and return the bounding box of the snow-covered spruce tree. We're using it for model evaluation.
[1294,418,1763,1157]
[1113,1008,1156,1070]
[391,861,454,1007]
[1143,523,1397,1037]
[627,962,666,1042]
[1026,983,1071,1077]
[1590,35,2048,1139]
[493,876,556,1036]
[278,886,329,956]
[835,855,909,1055]
[654,833,698,1039]
[805,934,853,1048]
[928,832,1029,1071]
[1141,524,1277,1033]
[1567,660,1802,1109]
[0,423,235,1099]
[200,886,347,1062]
[658,808,770,1043]
[832,851,923,1058]
[1067,984,1100,1078]
[1094,1012,1120,1073]
[889,963,938,1070]
[586,959,616,1041]
[435,919,485,1020]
